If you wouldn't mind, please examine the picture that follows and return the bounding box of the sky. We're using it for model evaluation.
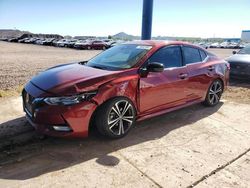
[0,0,249,38]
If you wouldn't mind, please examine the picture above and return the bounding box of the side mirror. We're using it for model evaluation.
[146,62,164,73]
[232,51,237,54]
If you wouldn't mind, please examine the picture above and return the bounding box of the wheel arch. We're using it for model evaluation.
[88,95,137,133]
[216,77,225,91]
[88,77,139,132]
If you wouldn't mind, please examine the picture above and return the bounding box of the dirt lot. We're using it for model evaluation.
[0,42,250,188]
[0,41,101,95]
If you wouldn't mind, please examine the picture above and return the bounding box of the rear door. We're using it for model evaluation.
[139,45,189,114]
[182,46,212,101]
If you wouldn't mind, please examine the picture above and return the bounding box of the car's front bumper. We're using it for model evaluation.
[23,83,97,138]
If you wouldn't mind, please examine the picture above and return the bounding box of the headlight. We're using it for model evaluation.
[44,91,97,106]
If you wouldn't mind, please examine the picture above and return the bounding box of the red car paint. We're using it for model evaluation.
[23,40,229,137]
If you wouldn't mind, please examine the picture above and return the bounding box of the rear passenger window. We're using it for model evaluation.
[199,50,207,61]
[148,46,182,68]
[183,46,202,65]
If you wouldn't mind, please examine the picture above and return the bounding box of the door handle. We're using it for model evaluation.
[178,73,188,79]
[208,66,215,71]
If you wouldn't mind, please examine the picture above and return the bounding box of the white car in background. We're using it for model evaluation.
[210,42,220,48]
[102,39,116,46]
[56,39,70,47]
[219,42,230,48]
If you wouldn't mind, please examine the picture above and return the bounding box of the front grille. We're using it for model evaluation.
[22,90,35,117]
[229,62,250,76]
[230,62,250,70]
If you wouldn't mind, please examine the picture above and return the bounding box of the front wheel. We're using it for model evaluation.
[203,79,223,106]
[94,98,136,139]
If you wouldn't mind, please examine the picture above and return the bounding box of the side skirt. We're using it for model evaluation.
[136,99,204,122]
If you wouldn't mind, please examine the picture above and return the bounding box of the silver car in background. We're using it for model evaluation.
[226,45,250,79]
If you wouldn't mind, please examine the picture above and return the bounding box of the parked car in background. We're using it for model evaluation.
[0,38,8,41]
[40,38,55,45]
[55,39,69,47]
[22,40,229,139]
[8,38,19,42]
[239,43,247,49]
[65,39,78,48]
[228,42,238,49]
[52,39,60,46]
[210,42,220,48]
[74,40,91,49]
[18,37,29,43]
[102,39,116,46]
[35,38,46,45]
[75,40,110,50]
[226,45,250,80]
[194,42,208,49]
[25,37,39,44]
[219,42,230,48]
[90,40,110,50]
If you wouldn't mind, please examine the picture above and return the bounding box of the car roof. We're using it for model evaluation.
[125,40,198,48]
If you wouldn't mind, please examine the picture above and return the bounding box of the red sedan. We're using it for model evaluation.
[22,41,229,138]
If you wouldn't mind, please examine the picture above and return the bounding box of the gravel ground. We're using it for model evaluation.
[0,41,250,103]
[0,41,101,91]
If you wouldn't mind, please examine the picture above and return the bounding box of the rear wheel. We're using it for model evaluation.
[94,98,136,139]
[203,79,223,106]
[87,46,91,50]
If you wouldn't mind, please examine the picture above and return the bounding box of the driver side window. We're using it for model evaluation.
[148,46,182,68]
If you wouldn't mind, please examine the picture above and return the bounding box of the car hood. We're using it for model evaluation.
[226,54,250,63]
[30,63,121,96]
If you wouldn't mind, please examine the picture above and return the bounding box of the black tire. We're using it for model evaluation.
[94,97,136,139]
[102,46,106,50]
[87,46,91,50]
[203,79,223,106]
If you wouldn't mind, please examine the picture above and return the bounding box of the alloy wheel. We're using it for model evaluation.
[108,100,134,136]
[208,80,222,105]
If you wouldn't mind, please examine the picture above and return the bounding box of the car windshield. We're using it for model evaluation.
[238,46,250,54]
[86,44,152,70]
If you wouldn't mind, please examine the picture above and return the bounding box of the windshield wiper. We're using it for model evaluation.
[91,65,106,70]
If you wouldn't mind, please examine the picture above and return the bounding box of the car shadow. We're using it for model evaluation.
[0,116,34,140]
[0,102,223,180]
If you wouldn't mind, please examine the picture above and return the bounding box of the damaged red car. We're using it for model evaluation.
[22,40,230,138]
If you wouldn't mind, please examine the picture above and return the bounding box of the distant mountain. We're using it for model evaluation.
[112,32,204,42]
[0,29,63,39]
[112,32,140,40]
[0,29,31,39]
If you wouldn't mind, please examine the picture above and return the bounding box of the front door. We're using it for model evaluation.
[139,45,189,114]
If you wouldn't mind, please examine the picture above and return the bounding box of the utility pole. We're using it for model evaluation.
[141,0,154,40]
